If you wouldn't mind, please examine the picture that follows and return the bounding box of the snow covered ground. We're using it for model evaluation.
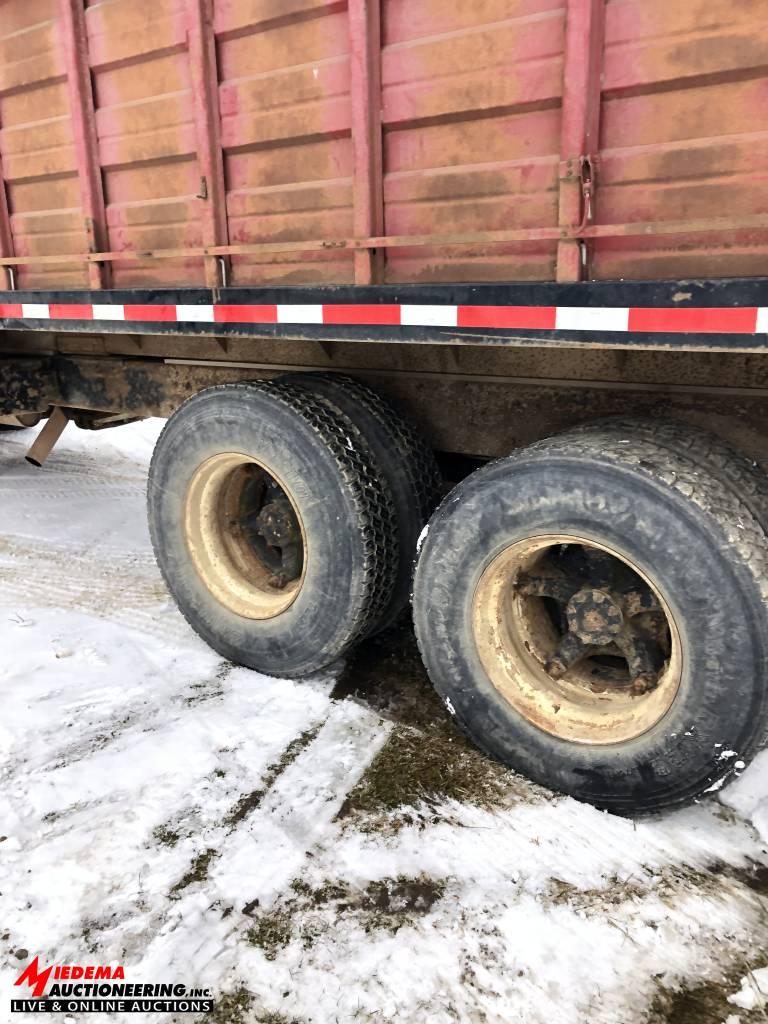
[1,419,767,1024]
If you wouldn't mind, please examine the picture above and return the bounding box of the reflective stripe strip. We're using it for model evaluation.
[323,303,401,325]
[21,303,50,319]
[457,305,557,330]
[49,303,93,320]
[628,307,759,334]
[556,307,630,332]
[2,301,765,335]
[176,304,214,322]
[214,305,277,323]
[401,305,458,327]
[124,305,176,321]
[277,304,323,324]
[92,304,125,320]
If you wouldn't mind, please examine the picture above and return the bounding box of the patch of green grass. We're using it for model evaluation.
[226,789,267,827]
[245,911,294,960]
[201,987,252,1024]
[711,859,768,896]
[358,875,446,934]
[288,879,313,899]
[241,872,446,960]
[330,624,544,832]
[282,874,446,940]
[289,878,348,907]
[200,987,303,1024]
[337,722,513,827]
[169,848,218,898]
[646,954,768,1024]
[152,824,181,848]
[330,627,446,729]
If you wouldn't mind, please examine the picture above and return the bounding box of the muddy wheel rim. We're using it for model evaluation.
[184,453,306,620]
[471,535,683,745]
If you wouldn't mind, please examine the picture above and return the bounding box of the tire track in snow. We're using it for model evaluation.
[210,700,394,907]
[0,534,192,644]
[0,434,153,485]
[0,436,185,644]
[130,702,393,991]
[0,482,146,499]
[17,664,233,777]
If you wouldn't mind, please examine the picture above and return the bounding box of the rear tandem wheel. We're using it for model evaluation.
[413,426,768,812]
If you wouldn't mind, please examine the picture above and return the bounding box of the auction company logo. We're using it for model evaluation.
[12,956,214,1014]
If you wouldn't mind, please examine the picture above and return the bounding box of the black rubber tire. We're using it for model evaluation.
[568,416,768,532]
[281,372,442,633]
[147,380,398,678]
[413,428,768,813]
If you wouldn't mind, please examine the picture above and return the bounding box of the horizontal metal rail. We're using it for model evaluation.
[0,214,767,270]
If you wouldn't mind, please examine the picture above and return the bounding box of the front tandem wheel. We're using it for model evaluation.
[413,428,768,812]
[281,372,441,635]
[147,380,398,678]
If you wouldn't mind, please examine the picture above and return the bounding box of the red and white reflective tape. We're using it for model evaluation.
[1,302,767,334]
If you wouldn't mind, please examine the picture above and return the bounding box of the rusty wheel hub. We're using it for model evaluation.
[184,453,307,620]
[472,536,683,745]
[565,588,624,644]
[516,546,668,697]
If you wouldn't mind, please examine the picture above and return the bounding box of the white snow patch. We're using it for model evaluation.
[721,748,768,842]
[728,967,768,1010]
[704,776,728,794]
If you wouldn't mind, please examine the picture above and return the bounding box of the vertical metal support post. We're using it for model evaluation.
[557,0,606,283]
[59,0,109,289]
[186,0,230,289]
[0,145,15,291]
[349,0,385,286]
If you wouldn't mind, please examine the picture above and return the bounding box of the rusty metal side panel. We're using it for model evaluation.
[1,0,768,289]
[0,0,89,289]
[86,0,205,287]
[381,0,565,283]
[595,0,768,280]
[217,0,356,284]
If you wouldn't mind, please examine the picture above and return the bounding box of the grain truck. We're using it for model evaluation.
[1,0,767,812]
